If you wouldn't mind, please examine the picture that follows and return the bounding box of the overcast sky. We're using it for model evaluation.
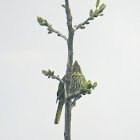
[0,0,140,140]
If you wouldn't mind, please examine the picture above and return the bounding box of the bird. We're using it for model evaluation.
[54,61,85,124]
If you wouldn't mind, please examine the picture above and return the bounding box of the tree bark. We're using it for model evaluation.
[64,0,74,140]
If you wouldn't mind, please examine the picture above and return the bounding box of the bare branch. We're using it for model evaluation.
[37,16,68,41]
[65,0,74,34]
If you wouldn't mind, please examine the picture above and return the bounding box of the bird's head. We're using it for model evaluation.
[73,60,82,74]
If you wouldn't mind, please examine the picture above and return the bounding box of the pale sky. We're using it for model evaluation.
[0,0,140,140]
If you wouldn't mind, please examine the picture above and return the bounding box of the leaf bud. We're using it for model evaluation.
[93,82,97,89]
[42,70,49,76]
[89,9,94,17]
[98,3,106,13]
[37,16,48,26]
[89,17,94,20]
[93,9,99,17]
[96,0,100,8]
[79,25,85,29]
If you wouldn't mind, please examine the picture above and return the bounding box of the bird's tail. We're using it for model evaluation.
[54,100,64,124]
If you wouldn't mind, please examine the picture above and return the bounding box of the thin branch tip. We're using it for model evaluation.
[74,2,106,32]
[42,69,63,83]
[37,16,68,41]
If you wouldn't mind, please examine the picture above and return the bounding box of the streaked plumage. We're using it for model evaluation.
[54,61,85,124]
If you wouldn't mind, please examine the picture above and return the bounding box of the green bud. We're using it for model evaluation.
[37,16,48,26]
[88,89,92,94]
[52,76,55,79]
[87,89,92,94]
[47,27,52,34]
[48,31,52,34]
[89,9,93,17]
[89,17,94,20]
[48,69,51,74]
[37,16,43,23]
[87,80,93,89]
[51,71,54,76]
[79,25,85,29]
[42,70,49,76]
[85,21,90,24]
[96,0,100,8]
[99,14,104,16]
[98,3,106,13]
[93,82,97,88]
[93,9,100,17]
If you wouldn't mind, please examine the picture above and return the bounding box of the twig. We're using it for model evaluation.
[42,69,64,83]
[74,18,90,32]
[74,3,106,32]
[47,22,68,41]
[37,16,68,41]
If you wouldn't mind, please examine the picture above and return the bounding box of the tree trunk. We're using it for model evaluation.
[64,0,74,140]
